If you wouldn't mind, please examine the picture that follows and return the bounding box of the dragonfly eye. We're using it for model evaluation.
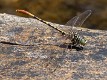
[80,38,87,46]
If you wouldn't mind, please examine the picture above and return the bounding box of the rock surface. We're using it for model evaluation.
[0,13,107,80]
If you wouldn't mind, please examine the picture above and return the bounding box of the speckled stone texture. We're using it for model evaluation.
[0,13,107,80]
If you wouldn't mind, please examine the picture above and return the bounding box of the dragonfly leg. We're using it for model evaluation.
[72,45,83,51]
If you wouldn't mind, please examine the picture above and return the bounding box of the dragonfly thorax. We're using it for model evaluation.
[68,32,87,46]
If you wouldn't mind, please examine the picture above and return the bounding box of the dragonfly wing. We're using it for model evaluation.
[65,10,92,27]
[65,16,79,27]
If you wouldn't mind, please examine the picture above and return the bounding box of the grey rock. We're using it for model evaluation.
[0,13,107,80]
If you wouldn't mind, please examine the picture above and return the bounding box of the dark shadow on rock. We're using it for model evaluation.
[27,71,41,77]
[11,60,28,66]
[12,72,26,78]
[72,72,83,79]
[69,53,85,62]
[56,44,83,51]
[89,48,107,61]
[0,46,15,54]
[8,27,24,34]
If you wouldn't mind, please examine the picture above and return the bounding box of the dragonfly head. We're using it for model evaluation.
[79,37,87,46]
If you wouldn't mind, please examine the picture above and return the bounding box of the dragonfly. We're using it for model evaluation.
[16,9,92,49]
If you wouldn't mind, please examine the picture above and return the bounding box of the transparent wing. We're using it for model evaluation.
[65,10,92,27]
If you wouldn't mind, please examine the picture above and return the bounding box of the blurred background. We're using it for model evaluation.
[0,0,107,30]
